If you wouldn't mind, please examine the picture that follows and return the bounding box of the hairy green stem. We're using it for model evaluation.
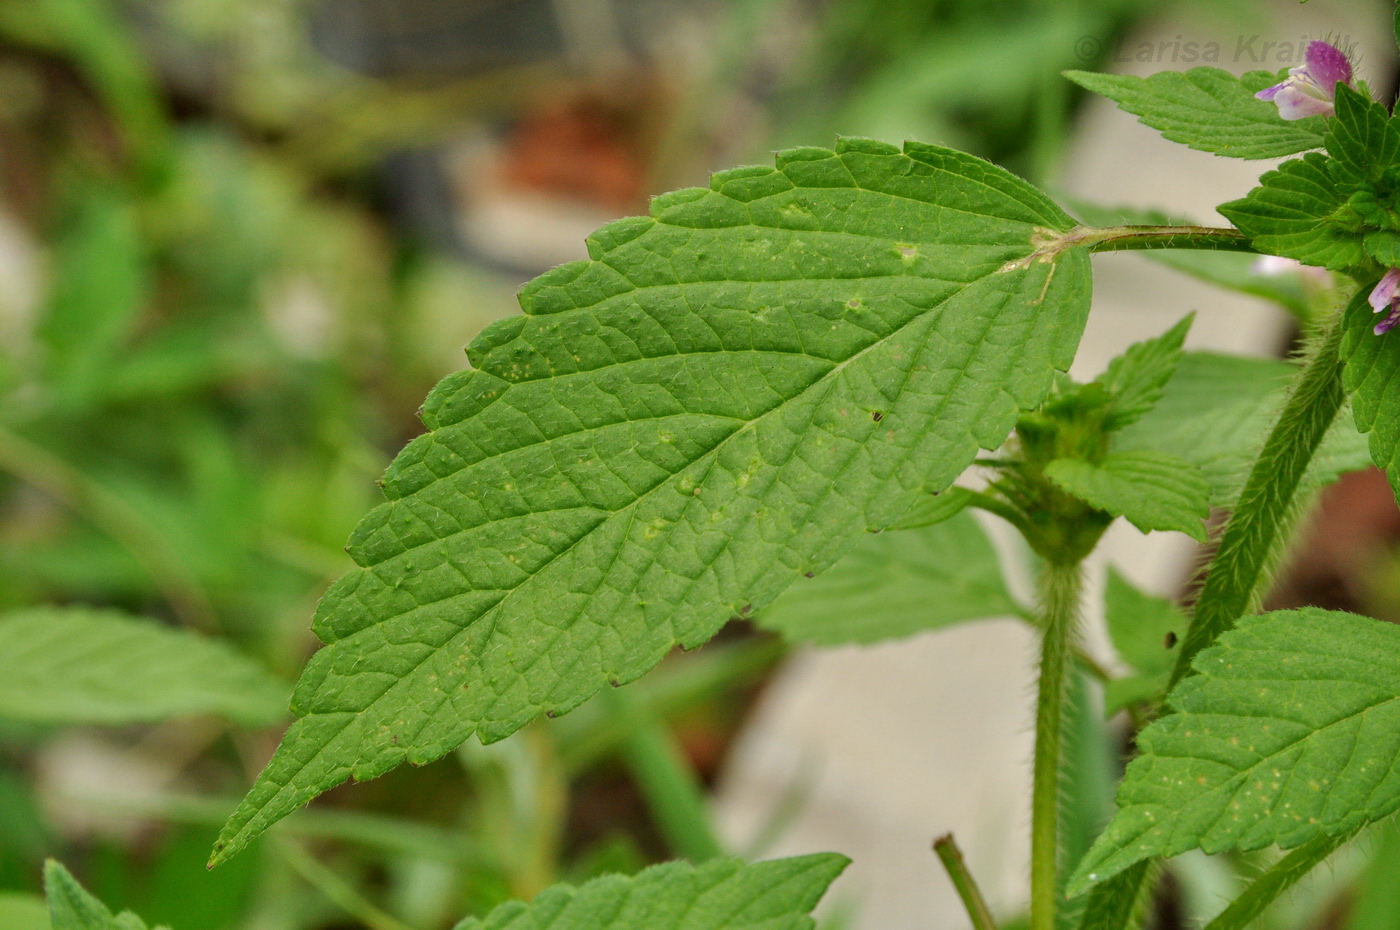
[609,690,724,862]
[1082,225,1253,254]
[1171,310,1347,685]
[1202,831,1353,930]
[1086,307,1350,930]
[934,833,999,930]
[1031,559,1084,930]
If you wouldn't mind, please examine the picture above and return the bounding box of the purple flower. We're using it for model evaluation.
[1256,40,1354,120]
[1369,268,1400,335]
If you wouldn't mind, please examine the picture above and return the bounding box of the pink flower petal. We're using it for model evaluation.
[1304,40,1353,93]
[1272,85,1334,120]
[1370,269,1400,314]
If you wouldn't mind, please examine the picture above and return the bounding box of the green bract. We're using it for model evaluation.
[214,137,1094,863]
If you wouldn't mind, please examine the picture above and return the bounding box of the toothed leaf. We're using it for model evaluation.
[1045,451,1210,541]
[214,138,1093,863]
[1070,609,1400,894]
[1064,68,1327,159]
[451,854,848,930]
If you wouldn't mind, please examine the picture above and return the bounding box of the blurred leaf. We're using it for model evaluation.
[0,893,50,930]
[45,860,161,930]
[1101,569,1185,716]
[0,606,286,725]
[1341,272,1400,500]
[1116,352,1372,508]
[143,828,257,930]
[39,185,148,410]
[758,511,1020,646]
[451,854,848,930]
[1045,452,1210,541]
[0,0,169,172]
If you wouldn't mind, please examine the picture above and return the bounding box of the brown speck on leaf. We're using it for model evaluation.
[805,571,815,578]
[610,679,621,688]
[871,411,884,422]
[1164,632,1179,649]
[545,709,557,718]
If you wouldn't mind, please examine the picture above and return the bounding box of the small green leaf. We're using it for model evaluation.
[758,510,1019,646]
[1116,352,1371,508]
[1095,315,1192,431]
[215,138,1094,864]
[1063,68,1327,159]
[885,485,975,530]
[1101,570,1186,716]
[1323,84,1400,189]
[1342,279,1400,498]
[1104,569,1185,676]
[450,854,848,930]
[1069,609,1400,894]
[1045,452,1209,541]
[1218,153,1367,273]
[45,860,161,930]
[0,607,286,726]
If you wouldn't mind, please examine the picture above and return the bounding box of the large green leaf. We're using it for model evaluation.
[1341,277,1400,498]
[45,860,161,930]
[757,510,1020,646]
[1045,451,1209,541]
[213,139,1093,863]
[0,607,286,726]
[1218,154,1365,272]
[451,854,848,930]
[1069,609,1400,894]
[1063,68,1327,159]
[1115,352,1371,508]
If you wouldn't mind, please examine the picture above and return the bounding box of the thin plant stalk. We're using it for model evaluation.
[1030,559,1084,930]
[934,833,998,930]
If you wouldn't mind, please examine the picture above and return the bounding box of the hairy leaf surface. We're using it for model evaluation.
[214,138,1093,862]
[758,510,1019,645]
[1070,609,1400,894]
[1045,451,1209,541]
[1063,68,1327,159]
[0,607,285,726]
[1115,353,1370,507]
[451,854,848,930]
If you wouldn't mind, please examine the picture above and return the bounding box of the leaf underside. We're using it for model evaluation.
[451,854,848,930]
[758,510,1019,646]
[214,137,1093,862]
[0,607,286,726]
[1064,68,1327,159]
[1070,609,1400,894]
